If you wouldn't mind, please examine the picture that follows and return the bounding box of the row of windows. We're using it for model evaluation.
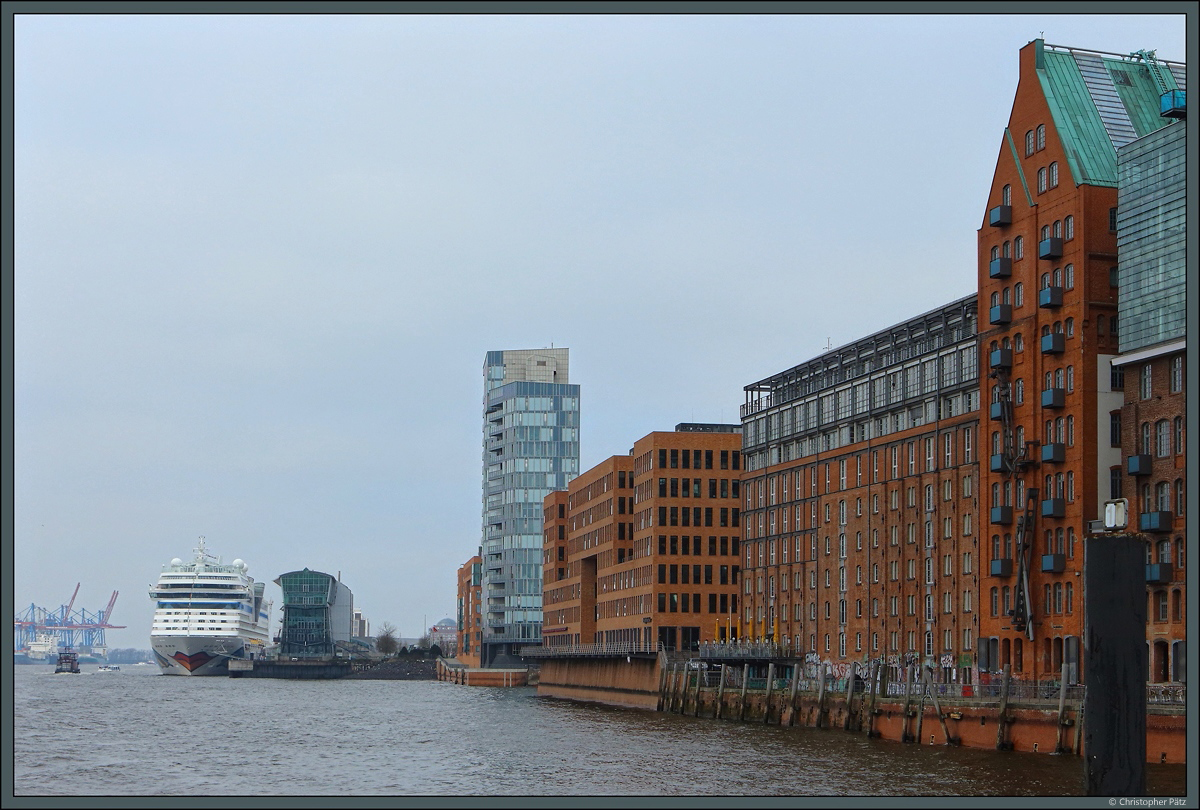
[656,506,740,528]
[1138,418,1186,458]
[657,563,738,586]
[1024,125,1047,157]
[656,591,736,614]
[655,534,741,557]
[657,477,740,499]
[656,448,740,471]
[1138,357,1185,399]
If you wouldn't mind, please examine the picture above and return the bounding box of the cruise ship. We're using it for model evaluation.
[149,538,272,675]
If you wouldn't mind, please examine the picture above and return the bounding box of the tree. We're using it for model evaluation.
[375,622,399,656]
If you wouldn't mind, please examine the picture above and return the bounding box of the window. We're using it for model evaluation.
[1037,124,1046,150]
[1025,130,1035,156]
[1170,356,1183,393]
[1048,161,1058,188]
[1037,167,1047,193]
[1014,282,1024,307]
[1109,207,1118,231]
[1175,418,1184,457]
[1002,184,1011,206]
[1140,364,1152,400]
[1156,420,1171,458]
[1014,236,1023,259]
[1065,215,1074,240]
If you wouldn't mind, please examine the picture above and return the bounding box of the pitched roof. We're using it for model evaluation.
[1036,41,1185,188]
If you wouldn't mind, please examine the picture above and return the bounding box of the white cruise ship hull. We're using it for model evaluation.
[151,634,268,676]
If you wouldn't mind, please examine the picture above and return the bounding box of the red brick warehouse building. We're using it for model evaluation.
[740,298,981,685]
[975,39,1185,683]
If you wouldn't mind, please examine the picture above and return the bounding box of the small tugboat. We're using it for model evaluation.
[54,648,81,674]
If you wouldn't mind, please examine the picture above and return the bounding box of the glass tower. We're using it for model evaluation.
[481,348,579,667]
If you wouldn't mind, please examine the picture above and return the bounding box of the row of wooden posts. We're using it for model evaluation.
[658,660,1082,754]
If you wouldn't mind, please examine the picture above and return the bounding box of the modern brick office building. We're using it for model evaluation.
[740,297,981,684]
[1112,113,1187,684]
[542,425,744,653]
[975,40,1185,683]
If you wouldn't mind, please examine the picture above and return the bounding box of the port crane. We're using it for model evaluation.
[13,585,126,654]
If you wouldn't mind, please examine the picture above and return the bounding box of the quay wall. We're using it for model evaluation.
[437,659,529,687]
[536,656,661,710]
[535,658,1186,765]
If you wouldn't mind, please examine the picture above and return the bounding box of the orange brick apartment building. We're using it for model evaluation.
[542,425,744,652]
[975,40,1185,682]
[456,556,482,668]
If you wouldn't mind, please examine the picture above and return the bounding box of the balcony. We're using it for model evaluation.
[1038,237,1063,260]
[1038,286,1063,308]
[1041,554,1066,573]
[989,401,1006,421]
[1146,563,1174,585]
[990,505,1013,524]
[989,257,1013,278]
[988,205,1013,227]
[1160,89,1186,119]
[1041,498,1066,518]
[1127,454,1153,476]
[1042,388,1066,408]
[990,559,1013,578]
[989,304,1013,325]
[1041,333,1065,354]
[1041,443,1066,463]
[989,454,1008,474]
[1139,511,1174,533]
[989,349,1013,369]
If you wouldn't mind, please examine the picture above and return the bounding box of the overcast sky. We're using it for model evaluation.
[12,11,1188,649]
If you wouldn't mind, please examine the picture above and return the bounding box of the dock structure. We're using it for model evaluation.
[518,641,1185,764]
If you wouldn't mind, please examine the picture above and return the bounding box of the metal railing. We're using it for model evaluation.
[519,641,665,658]
[698,641,791,659]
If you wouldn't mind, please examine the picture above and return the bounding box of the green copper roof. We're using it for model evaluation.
[1036,41,1182,188]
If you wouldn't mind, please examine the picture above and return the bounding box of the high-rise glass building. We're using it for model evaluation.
[481,348,579,667]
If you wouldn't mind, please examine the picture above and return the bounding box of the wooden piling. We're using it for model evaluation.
[995,664,1012,750]
[924,667,957,746]
[693,664,703,717]
[901,665,914,742]
[864,660,880,737]
[816,664,828,729]
[843,662,857,730]
[738,664,749,721]
[763,663,775,724]
[715,664,726,720]
[914,668,927,744]
[1054,664,1070,754]
[788,663,801,727]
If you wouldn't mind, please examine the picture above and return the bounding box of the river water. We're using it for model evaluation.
[10,663,1187,798]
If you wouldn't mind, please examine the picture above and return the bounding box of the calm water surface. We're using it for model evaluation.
[10,664,1186,797]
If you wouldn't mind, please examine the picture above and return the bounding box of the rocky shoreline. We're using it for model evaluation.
[343,657,438,680]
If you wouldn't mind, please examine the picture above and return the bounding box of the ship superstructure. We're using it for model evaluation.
[149,538,272,675]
